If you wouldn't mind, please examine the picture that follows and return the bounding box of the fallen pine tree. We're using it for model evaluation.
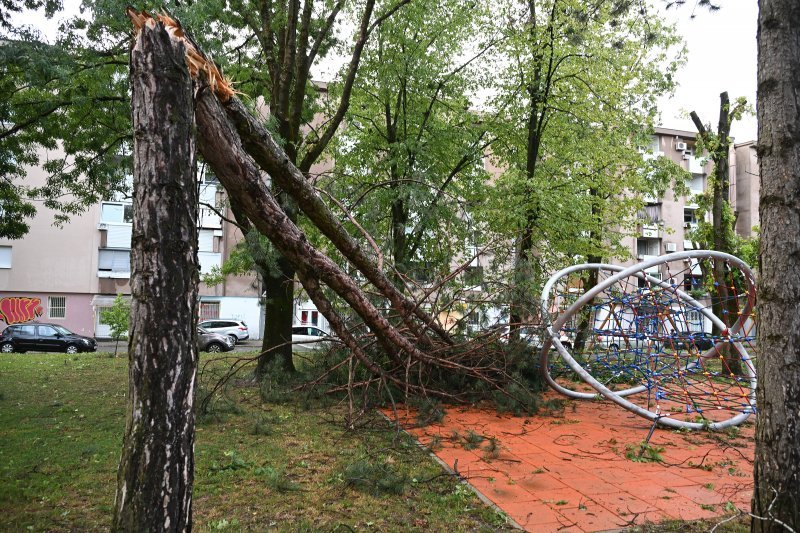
[127,8,540,406]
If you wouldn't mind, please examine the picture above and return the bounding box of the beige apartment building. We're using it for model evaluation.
[612,127,759,293]
[0,127,759,338]
[0,153,326,338]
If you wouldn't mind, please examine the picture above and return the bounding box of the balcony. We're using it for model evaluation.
[198,207,223,229]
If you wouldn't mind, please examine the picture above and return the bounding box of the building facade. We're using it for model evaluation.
[0,152,327,338]
[0,127,758,338]
[612,127,754,294]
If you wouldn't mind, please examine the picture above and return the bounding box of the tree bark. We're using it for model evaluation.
[752,0,800,529]
[219,97,452,345]
[691,93,742,375]
[113,21,199,532]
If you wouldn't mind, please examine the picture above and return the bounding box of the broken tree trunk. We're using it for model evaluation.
[126,9,513,407]
[220,97,453,346]
[691,92,742,375]
[194,87,482,377]
[113,18,199,532]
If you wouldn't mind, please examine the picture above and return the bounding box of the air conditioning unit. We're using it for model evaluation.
[676,141,688,151]
[682,152,692,160]
[665,242,677,252]
[97,223,108,230]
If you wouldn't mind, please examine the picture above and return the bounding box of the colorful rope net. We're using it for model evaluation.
[539,251,757,430]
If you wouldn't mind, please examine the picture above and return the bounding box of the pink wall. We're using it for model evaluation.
[0,292,96,337]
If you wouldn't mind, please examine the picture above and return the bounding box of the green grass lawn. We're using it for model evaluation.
[0,351,510,532]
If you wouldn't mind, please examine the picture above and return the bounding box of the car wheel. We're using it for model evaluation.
[609,343,620,352]
[0,342,14,354]
[206,342,223,353]
[227,334,238,345]
[65,344,79,354]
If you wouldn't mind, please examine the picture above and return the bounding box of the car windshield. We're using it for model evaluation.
[53,325,74,335]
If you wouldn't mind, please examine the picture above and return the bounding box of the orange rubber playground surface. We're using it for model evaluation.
[389,395,754,532]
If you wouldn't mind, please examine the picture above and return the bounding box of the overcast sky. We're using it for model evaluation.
[657,1,758,142]
[18,1,759,142]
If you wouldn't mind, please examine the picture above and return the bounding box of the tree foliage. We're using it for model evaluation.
[103,293,130,356]
[481,0,684,323]
[328,0,493,292]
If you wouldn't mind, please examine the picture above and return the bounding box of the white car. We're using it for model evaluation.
[519,327,573,350]
[592,331,661,352]
[198,319,249,344]
[291,326,336,351]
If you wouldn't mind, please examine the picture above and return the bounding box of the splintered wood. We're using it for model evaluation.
[126,7,236,101]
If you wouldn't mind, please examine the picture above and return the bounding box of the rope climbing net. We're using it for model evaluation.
[539,250,757,430]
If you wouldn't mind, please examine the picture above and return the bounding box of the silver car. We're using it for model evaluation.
[197,319,249,344]
[197,327,235,353]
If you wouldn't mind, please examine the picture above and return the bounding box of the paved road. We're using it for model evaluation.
[95,339,261,353]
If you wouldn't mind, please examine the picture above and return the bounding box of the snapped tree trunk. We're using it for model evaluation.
[113,18,199,532]
[691,93,742,375]
[751,0,800,529]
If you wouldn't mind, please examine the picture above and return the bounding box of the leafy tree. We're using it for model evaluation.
[0,14,131,239]
[1,0,411,376]
[484,0,684,329]
[178,0,414,376]
[329,0,494,293]
[102,293,130,357]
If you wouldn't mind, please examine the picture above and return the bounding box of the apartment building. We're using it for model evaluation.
[0,152,326,338]
[0,127,758,338]
[611,127,753,293]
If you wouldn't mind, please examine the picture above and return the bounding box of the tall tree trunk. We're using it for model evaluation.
[691,93,742,375]
[752,0,800,529]
[114,19,199,532]
[258,256,296,375]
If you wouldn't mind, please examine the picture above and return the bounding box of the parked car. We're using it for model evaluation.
[197,327,235,353]
[519,327,573,350]
[0,323,97,354]
[592,331,661,352]
[672,331,715,352]
[291,326,336,352]
[197,319,249,344]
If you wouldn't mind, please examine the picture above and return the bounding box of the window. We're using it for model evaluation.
[48,296,66,319]
[464,266,484,288]
[101,202,133,224]
[689,174,704,194]
[299,311,319,325]
[684,208,698,227]
[98,249,131,273]
[18,325,36,335]
[467,310,484,330]
[0,245,10,268]
[199,301,220,322]
[38,325,59,337]
[636,238,660,257]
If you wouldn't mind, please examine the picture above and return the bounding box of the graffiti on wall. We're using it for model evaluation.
[0,297,44,325]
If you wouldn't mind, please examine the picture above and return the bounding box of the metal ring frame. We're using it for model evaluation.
[539,250,757,430]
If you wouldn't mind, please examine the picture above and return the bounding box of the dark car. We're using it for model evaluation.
[197,327,235,353]
[0,323,97,354]
[673,331,715,352]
